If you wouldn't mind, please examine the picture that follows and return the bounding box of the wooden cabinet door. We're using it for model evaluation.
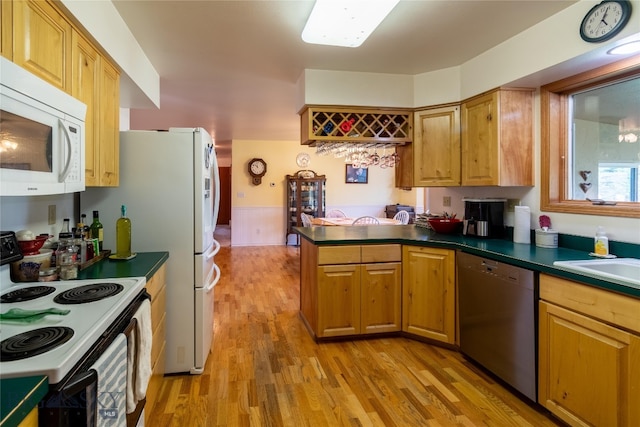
[98,58,120,186]
[317,264,361,337]
[413,105,460,186]
[361,262,401,334]
[1,1,12,59]
[402,246,456,344]
[539,301,640,427]
[461,91,498,186]
[12,0,71,91]
[461,88,534,186]
[72,31,100,186]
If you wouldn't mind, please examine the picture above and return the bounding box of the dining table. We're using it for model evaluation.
[311,217,402,226]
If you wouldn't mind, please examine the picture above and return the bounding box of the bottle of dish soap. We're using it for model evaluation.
[594,226,609,256]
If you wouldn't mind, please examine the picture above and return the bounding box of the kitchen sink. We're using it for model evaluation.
[553,258,640,289]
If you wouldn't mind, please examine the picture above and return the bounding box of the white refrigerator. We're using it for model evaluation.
[81,128,221,374]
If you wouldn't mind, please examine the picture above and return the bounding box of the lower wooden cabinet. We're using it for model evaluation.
[145,263,167,414]
[539,274,640,427]
[301,241,401,338]
[402,246,456,344]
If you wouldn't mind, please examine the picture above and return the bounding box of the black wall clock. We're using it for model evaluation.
[248,158,267,185]
[579,0,632,43]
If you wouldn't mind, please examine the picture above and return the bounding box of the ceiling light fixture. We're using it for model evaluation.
[302,0,400,48]
[607,40,640,55]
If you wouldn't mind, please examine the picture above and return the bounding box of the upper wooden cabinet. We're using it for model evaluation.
[5,0,120,187]
[11,0,72,91]
[1,1,12,59]
[461,88,534,186]
[413,105,461,187]
[300,106,413,146]
[71,31,120,187]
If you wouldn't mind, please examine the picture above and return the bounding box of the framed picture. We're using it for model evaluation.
[345,164,368,184]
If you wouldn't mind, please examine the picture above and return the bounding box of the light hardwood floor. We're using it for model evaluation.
[147,245,564,426]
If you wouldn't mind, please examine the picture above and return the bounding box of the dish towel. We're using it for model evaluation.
[90,333,127,427]
[126,299,152,413]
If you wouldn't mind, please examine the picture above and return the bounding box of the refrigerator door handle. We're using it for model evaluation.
[204,263,220,293]
[207,239,221,260]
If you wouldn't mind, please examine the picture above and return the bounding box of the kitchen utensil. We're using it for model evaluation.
[17,235,48,255]
[427,218,463,234]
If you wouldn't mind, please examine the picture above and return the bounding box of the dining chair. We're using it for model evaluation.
[326,209,347,218]
[351,216,380,225]
[300,213,313,227]
[393,210,410,225]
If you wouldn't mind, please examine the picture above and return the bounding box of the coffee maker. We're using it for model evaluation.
[463,198,506,238]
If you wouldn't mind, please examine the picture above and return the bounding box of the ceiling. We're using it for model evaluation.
[113,0,578,157]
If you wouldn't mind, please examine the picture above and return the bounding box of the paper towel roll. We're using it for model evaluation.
[514,206,531,244]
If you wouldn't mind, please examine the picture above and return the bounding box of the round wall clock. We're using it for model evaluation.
[579,0,632,43]
[248,158,267,185]
[296,152,310,168]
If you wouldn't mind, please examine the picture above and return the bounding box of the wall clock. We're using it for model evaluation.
[296,152,310,168]
[579,0,632,43]
[248,158,267,185]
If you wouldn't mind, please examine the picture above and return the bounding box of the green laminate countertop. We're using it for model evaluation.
[295,225,640,298]
[77,251,169,282]
[0,376,47,427]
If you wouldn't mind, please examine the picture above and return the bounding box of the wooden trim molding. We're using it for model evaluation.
[540,55,640,218]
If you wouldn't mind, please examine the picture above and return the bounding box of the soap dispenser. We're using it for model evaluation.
[594,226,609,256]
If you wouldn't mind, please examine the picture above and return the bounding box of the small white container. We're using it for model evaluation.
[535,229,558,248]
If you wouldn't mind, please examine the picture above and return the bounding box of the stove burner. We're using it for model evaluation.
[0,327,74,361]
[0,286,56,303]
[53,283,124,304]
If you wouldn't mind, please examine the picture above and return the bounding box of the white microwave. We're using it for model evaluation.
[0,56,86,196]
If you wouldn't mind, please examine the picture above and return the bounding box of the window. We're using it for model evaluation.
[541,56,640,218]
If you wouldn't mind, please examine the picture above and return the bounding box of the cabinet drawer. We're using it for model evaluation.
[318,245,360,265]
[150,285,166,331]
[540,274,640,334]
[151,312,166,366]
[146,265,166,301]
[361,244,401,263]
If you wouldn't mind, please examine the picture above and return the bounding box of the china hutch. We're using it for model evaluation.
[286,170,326,245]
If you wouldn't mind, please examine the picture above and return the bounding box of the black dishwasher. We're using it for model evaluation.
[457,251,537,402]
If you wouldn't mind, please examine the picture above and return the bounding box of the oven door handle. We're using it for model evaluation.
[62,369,98,396]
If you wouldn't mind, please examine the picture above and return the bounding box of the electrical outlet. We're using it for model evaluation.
[507,199,519,212]
[48,205,56,225]
[443,196,451,207]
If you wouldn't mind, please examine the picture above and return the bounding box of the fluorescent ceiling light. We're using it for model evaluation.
[302,0,400,48]
[607,41,640,55]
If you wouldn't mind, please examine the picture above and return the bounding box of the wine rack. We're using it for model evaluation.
[300,107,413,146]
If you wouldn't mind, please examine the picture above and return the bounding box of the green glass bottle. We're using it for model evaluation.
[116,205,132,258]
[90,210,104,252]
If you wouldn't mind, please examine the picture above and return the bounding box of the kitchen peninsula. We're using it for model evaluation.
[296,225,640,427]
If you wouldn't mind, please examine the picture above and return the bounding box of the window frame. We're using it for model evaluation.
[541,55,640,219]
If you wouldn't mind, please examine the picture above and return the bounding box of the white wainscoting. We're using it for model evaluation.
[232,207,287,246]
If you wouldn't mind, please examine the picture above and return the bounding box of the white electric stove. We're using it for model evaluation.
[0,275,146,383]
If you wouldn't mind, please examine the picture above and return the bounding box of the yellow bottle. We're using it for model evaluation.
[594,226,609,256]
[116,205,132,258]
